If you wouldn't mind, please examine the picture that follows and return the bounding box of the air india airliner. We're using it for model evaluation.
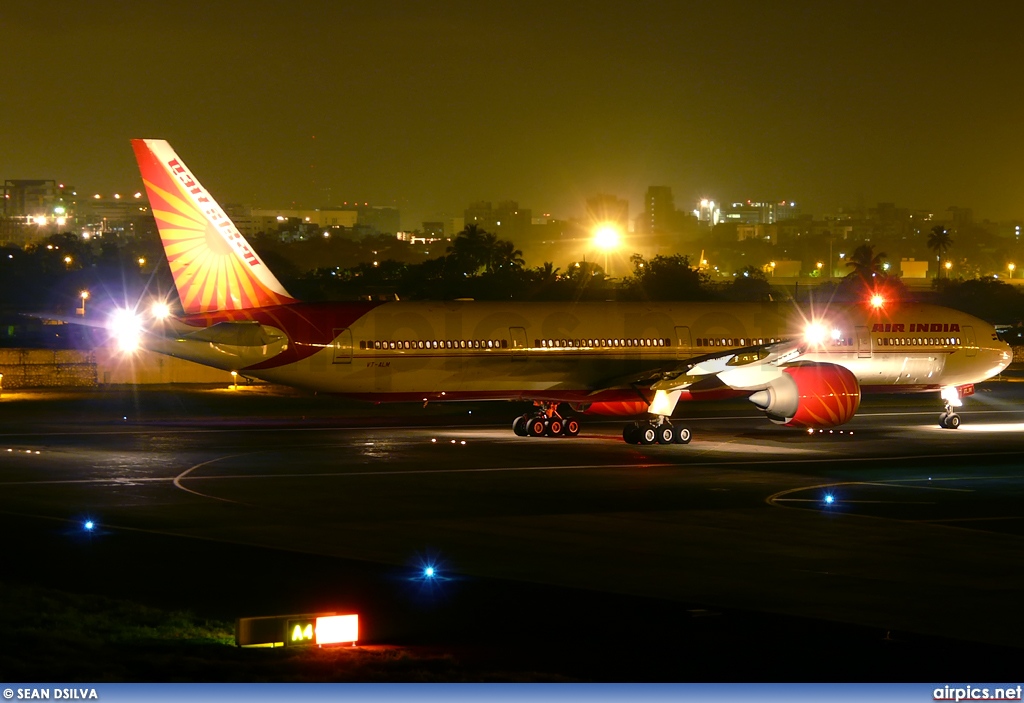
[114,139,1012,444]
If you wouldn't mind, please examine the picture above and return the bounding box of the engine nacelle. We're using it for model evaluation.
[747,363,861,428]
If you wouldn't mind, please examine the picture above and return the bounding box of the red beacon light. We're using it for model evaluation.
[869,294,885,309]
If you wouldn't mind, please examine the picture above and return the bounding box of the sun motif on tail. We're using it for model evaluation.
[132,139,296,314]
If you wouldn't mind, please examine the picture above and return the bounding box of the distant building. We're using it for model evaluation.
[639,186,675,234]
[422,221,445,238]
[901,258,929,279]
[723,200,800,225]
[78,194,154,239]
[585,193,629,230]
[464,200,532,242]
[3,180,64,218]
[1,180,76,246]
[355,205,400,235]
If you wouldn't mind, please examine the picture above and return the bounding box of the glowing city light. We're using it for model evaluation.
[592,223,621,251]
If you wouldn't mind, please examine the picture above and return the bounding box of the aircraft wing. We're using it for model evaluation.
[589,337,806,396]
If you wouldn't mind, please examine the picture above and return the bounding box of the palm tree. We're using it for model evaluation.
[490,240,524,272]
[927,225,954,278]
[845,243,888,281]
[446,224,494,274]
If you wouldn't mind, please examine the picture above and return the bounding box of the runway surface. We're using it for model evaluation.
[1,383,1022,679]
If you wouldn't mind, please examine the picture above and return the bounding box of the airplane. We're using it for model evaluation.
[113,139,1013,444]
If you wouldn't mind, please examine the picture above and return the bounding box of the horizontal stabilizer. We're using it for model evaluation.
[182,321,277,347]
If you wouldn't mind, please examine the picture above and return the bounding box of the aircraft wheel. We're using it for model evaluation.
[512,415,529,437]
[945,413,961,429]
[657,426,675,444]
[546,418,564,436]
[564,417,581,437]
[527,418,547,437]
[673,426,692,444]
[623,422,640,444]
[638,425,657,445]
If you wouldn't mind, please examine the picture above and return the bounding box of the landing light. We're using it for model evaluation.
[803,322,828,346]
[109,308,143,352]
[941,385,963,408]
[150,301,171,320]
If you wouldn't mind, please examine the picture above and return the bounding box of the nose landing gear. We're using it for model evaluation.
[938,386,966,429]
[939,403,961,429]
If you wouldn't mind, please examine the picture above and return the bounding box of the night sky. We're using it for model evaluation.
[4,1,1024,228]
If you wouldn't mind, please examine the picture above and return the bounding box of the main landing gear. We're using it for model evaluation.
[512,402,581,438]
[622,418,691,445]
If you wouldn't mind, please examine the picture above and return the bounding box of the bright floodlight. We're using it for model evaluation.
[109,308,143,352]
[870,294,885,308]
[150,301,171,320]
[592,223,621,251]
[803,322,828,346]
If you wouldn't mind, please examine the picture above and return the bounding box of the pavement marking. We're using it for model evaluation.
[854,481,973,492]
[172,453,256,505]
[772,498,936,505]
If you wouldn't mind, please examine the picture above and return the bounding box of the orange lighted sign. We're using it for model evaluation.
[315,614,359,645]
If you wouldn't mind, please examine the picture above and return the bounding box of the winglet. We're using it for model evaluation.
[131,139,296,314]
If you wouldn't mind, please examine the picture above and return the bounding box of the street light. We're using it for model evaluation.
[137,257,146,267]
[592,223,621,251]
[1008,263,1016,278]
[592,222,622,276]
[78,290,90,316]
[944,261,952,277]
[769,261,776,278]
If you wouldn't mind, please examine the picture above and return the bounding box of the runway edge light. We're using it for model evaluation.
[236,612,359,648]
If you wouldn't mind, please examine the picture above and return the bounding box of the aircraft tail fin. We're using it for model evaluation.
[131,139,297,314]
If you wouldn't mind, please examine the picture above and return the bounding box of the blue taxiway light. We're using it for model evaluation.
[84,520,95,531]
[824,494,835,505]
[424,566,436,578]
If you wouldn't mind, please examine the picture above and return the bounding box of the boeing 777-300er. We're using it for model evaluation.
[114,139,1012,444]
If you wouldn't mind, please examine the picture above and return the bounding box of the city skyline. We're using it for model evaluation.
[4,1,1024,229]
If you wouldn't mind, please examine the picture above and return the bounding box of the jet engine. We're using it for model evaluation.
[747,363,861,428]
